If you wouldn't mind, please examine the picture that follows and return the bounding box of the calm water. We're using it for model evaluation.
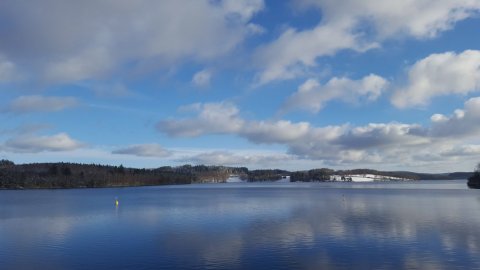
[1,180,479,269]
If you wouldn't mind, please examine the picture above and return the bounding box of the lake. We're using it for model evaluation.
[1,180,479,269]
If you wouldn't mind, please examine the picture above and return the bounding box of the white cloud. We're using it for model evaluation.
[157,102,244,137]
[158,99,480,169]
[285,122,429,165]
[392,50,480,108]
[299,0,480,39]
[181,150,293,167]
[255,0,480,84]
[0,0,264,84]
[253,21,374,84]
[4,95,79,114]
[431,114,449,123]
[281,74,389,113]
[112,143,172,158]
[429,97,480,137]
[192,69,213,87]
[3,132,84,153]
[441,144,480,157]
[221,0,265,22]
[44,47,113,83]
[158,102,418,164]
[160,102,313,144]
[334,123,429,149]
[243,120,311,144]
[246,23,266,35]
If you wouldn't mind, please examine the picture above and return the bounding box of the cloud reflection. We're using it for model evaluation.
[143,187,480,268]
[1,185,480,269]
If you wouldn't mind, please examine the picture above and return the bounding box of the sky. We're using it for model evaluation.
[1,0,480,173]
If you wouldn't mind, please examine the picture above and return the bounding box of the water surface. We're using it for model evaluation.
[1,180,479,269]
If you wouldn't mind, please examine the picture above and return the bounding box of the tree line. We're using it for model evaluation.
[0,159,476,189]
[0,161,247,189]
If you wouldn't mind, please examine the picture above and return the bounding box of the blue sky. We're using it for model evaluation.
[1,0,480,172]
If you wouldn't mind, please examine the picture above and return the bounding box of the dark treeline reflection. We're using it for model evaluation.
[1,182,479,269]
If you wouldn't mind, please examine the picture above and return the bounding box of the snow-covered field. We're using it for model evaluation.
[330,174,411,182]
[223,174,410,183]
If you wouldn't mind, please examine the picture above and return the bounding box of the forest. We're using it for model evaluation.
[0,160,245,189]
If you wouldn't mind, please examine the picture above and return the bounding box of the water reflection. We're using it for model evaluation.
[1,181,480,269]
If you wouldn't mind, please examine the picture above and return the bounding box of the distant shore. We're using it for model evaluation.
[0,160,473,190]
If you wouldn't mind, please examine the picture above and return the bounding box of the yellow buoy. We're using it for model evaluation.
[115,199,119,206]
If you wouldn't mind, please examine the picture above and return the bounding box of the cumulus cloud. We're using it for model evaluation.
[285,122,429,165]
[243,120,311,144]
[192,69,213,87]
[159,102,312,144]
[158,102,415,164]
[157,102,244,137]
[112,143,172,158]
[44,47,113,83]
[221,0,265,22]
[281,74,389,113]
[0,0,264,84]
[429,97,480,137]
[299,0,480,39]
[158,98,480,168]
[441,145,480,157]
[253,21,373,84]
[3,133,84,153]
[392,50,480,108]
[181,150,294,166]
[293,97,480,166]
[334,123,429,149]
[3,95,79,114]
[255,0,480,84]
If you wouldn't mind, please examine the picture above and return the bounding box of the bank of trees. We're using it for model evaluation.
[0,162,240,189]
[467,163,480,189]
[2,159,477,189]
[0,161,288,188]
[291,168,334,182]
[243,169,289,181]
